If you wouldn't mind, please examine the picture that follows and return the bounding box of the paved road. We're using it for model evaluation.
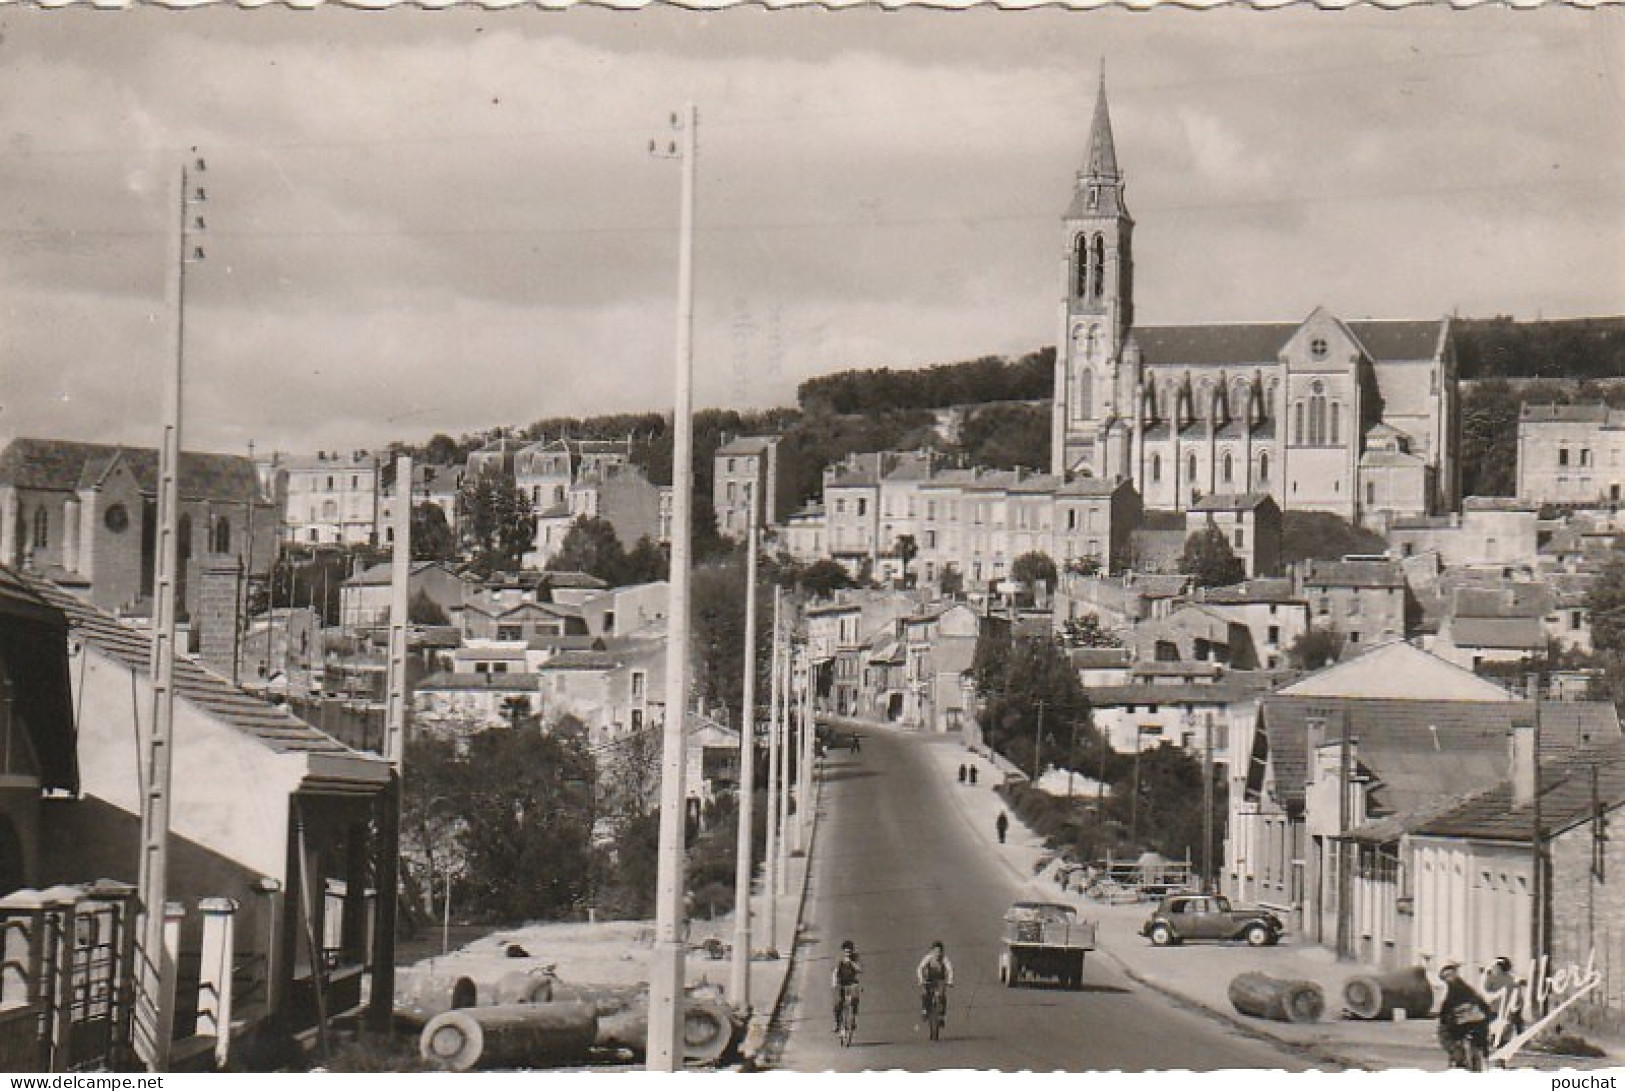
[773,727,1310,1072]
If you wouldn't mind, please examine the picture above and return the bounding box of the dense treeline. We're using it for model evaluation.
[1455,316,1625,381]
[796,348,1055,415]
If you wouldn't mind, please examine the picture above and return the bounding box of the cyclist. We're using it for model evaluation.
[916,940,955,1025]
[831,940,862,1034]
[1436,962,1492,1070]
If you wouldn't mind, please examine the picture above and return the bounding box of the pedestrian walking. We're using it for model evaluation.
[958,764,967,784]
[996,811,1009,844]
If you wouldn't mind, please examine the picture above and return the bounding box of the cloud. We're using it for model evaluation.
[0,7,1620,458]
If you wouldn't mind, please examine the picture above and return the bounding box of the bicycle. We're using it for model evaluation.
[921,981,949,1041]
[835,984,860,1047]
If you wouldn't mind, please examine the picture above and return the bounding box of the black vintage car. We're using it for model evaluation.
[1140,894,1284,947]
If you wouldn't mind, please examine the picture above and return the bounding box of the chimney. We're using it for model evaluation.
[1510,715,1537,807]
[198,554,243,681]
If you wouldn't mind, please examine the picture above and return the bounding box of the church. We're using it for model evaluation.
[1050,75,1460,531]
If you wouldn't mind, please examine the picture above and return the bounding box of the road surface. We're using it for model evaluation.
[771,726,1311,1072]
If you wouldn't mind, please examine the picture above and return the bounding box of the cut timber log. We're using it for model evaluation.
[394,970,479,1025]
[1342,967,1435,1020]
[553,985,736,1063]
[419,1001,599,1071]
[1227,972,1326,1024]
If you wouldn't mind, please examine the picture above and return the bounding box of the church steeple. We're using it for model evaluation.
[1055,64,1135,480]
[1083,66,1120,182]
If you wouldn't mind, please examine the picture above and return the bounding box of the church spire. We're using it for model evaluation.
[1082,64,1120,182]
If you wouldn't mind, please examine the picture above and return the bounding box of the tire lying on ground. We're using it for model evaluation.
[1342,966,1434,1020]
[1227,971,1326,1024]
[419,1001,599,1071]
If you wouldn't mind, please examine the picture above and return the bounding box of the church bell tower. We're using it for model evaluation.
[1054,69,1135,479]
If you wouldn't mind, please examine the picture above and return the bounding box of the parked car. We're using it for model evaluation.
[817,724,862,752]
[1139,894,1284,947]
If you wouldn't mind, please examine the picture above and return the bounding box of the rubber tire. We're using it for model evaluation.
[1244,923,1272,947]
[1149,923,1176,947]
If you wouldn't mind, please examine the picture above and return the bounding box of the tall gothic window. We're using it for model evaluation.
[1308,382,1328,446]
[1152,454,1162,483]
[1090,235,1106,301]
[1259,452,1270,482]
[1293,402,1305,446]
[1188,451,1198,482]
[213,516,231,554]
[31,508,46,550]
[1077,369,1093,421]
[1223,452,1234,483]
[1074,235,1090,297]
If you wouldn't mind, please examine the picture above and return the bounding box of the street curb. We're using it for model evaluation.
[738,759,823,1068]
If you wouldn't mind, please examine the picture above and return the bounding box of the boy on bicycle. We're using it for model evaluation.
[916,941,955,1024]
[832,940,862,1034]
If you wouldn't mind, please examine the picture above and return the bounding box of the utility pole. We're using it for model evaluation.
[383,455,412,765]
[135,150,204,1072]
[730,484,760,1009]
[1531,672,1546,1010]
[1202,711,1215,895]
[647,103,697,1073]
[1033,699,1046,781]
[801,640,815,847]
[1336,702,1354,962]
[764,588,782,941]
[370,454,411,1033]
[1068,717,1079,800]
[775,619,790,897]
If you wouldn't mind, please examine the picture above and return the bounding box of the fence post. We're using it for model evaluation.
[196,898,238,1070]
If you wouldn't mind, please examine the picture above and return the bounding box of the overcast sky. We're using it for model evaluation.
[0,6,1621,458]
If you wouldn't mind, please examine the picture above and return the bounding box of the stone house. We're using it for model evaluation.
[1184,493,1283,578]
[1295,557,1415,653]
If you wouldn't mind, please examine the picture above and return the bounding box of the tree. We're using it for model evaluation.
[893,534,919,588]
[407,588,450,626]
[1457,379,1522,498]
[424,433,461,466]
[1178,526,1246,590]
[975,633,1093,778]
[458,471,535,576]
[1012,551,1058,599]
[1281,511,1389,566]
[794,558,857,599]
[549,516,628,585]
[623,535,670,584]
[401,721,602,923]
[1588,555,1625,657]
[691,556,772,722]
[411,502,458,562]
[1287,627,1345,671]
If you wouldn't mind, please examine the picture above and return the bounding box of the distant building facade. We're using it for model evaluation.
[713,435,782,540]
[267,450,381,545]
[1516,403,1625,506]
